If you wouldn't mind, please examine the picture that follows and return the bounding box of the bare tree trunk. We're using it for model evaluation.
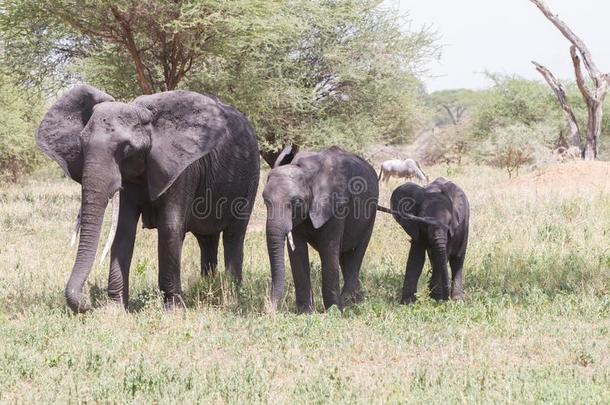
[110,6,153,94]
[530,0,610,160]
[532,61,582,150]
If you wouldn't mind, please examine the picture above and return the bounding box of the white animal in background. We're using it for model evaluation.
[379,159,429,184]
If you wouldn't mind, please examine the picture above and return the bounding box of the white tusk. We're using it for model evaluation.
[70,209,81,247]
[99,191,120,265]
[287,231,295,251]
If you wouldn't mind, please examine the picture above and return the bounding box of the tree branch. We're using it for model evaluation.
[442,104,458,126]
[570,46,594,103]
[530,0,602,80]
[532,60,582,148]
[110,6,153,94]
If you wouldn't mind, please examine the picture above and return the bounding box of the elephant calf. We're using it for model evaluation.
[263,146,379,313]
[389,178,470,304]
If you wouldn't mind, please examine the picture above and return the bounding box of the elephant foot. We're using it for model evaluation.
[451,292,464,301]
[429,287,450,302]
[201,264,217,277]
[341,290,364,307]
[400,294,417,305]
[163,294,186,311]
[107,291,129,309]
[296,303,314,314]
[106,296,128,311]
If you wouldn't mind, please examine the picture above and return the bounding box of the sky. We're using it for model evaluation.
[395,0,610,92]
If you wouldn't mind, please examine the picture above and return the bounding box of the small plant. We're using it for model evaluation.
[488,124,536,178]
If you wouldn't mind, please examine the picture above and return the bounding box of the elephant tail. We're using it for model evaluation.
[376,205,447,229]
[378,168,383,182]
[377,205,393,214]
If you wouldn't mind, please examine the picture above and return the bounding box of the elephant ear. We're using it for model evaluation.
[436,180,467,237]
[273,143,298,167]
[35,85,114,183]
[299,153,347,229]
[134,91,233,200]
[390,183,424,240]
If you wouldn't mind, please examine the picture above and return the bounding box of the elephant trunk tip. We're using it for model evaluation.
[64,287,92,314]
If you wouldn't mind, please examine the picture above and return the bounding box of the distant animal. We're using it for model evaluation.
[263,146,379,313]
[379,159,428,184]
[35,84,260,313]
[553,146,582,162]
[386,178,469,304]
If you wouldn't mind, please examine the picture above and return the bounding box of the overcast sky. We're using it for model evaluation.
[395,0,610,92]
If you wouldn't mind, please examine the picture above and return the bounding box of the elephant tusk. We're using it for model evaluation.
[70,209,81,247]
[99,191,120,265]
[287,231,295,251]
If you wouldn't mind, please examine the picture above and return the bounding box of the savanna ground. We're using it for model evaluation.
[1,161,610,403]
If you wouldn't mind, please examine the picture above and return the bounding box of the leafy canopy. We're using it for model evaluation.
[0,0,438,157]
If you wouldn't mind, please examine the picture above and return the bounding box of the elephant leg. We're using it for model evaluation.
[339,230,372,306]
[320,247,342,311]
[401,242,426,304]
[157,221,186,310]
[222,222,247,285]
[288,234,313,314]
[427,246,450,301]
[107,191,140,308]
[196,233,220,276]
[449,254,465,300]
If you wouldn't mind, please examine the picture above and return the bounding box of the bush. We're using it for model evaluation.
[0,74,44,181]
[482,123,542,177]
[472,73,561,140]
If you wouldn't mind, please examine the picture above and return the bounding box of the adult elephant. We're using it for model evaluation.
[388,178,469,304]
[263,146,379,313]
[36,85,260,312]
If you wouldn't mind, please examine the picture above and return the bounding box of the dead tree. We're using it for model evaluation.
[530,0,610,160]
[532,62,582,152]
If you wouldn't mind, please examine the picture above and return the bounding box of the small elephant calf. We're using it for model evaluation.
[389,178,470,304]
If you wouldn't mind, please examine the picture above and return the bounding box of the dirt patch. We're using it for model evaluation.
[495,161,610,196]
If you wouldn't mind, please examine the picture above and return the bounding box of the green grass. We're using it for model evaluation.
[1,164,609,403]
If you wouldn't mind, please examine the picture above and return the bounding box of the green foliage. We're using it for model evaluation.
[427,88,480,127]
[484,123,537,177]
[0,72,44,181]
[472,73,562,139]
[0,0,438,154]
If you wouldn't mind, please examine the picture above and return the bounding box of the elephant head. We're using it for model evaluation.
[262,151,346,309]
[390,177,465,245]
[36,85,228,312]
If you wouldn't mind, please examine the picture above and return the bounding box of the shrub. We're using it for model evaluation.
[0,74,44,181]
[482,123,542,177]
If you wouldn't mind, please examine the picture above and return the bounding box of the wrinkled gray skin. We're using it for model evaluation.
[36,85,259,312]
[263,146,379,313]
[390,178,469,304]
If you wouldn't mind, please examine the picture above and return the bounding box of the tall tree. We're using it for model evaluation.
[1,0,437,162]
[530,0,610,160]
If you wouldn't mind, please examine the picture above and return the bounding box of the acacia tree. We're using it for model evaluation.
[1,0,437,164]
[0,0,252,95]
[530,0,610,160]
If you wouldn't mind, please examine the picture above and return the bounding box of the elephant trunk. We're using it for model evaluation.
[266,222,289,311]
[430,233,450,299]
[65,166,119,313]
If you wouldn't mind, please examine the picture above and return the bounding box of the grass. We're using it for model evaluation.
[1,164,609,403]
